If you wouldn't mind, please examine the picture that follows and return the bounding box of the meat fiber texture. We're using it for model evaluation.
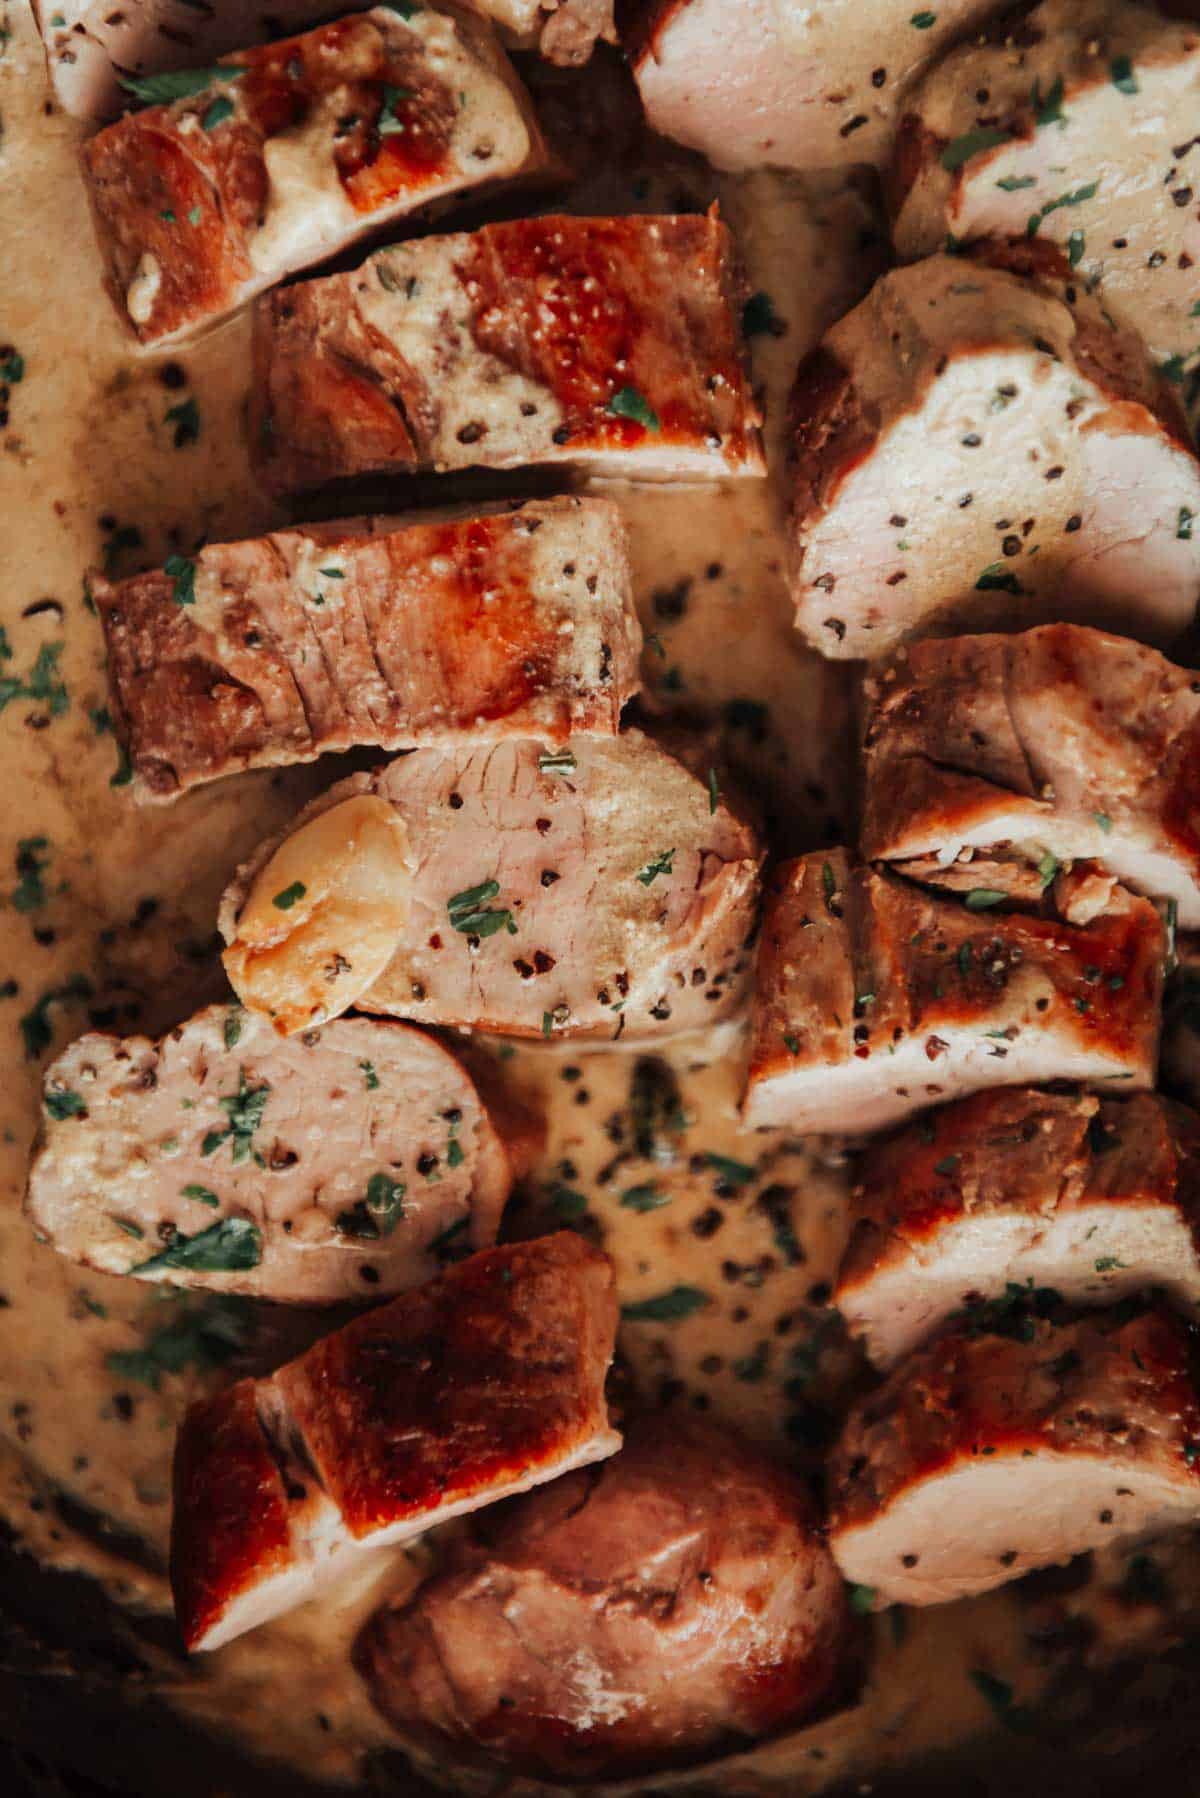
[836,1086,1200,1369]
[787,247,1200,660]
[220,729,764,1041]
[742,847,1165,1136]
[93,498,641,801]
[828,1304,1200,1606]
[889,0,1200,371]
[860,624,1200,928]
[170,1232,620,1651]
[80,5,549,347]
[25,1003,528,1304]
[250,212,765,493]
[630,0,1001,174]
[356,1414,852,1779]
[39,0,611,121]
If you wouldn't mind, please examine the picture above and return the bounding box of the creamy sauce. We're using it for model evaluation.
[3,7,1198,1793]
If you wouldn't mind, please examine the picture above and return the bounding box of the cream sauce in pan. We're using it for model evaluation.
[3,3,1200,1791]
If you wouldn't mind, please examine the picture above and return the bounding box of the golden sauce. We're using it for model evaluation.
[3,7,1198,1792]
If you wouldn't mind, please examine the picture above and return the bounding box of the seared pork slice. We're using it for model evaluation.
[630,0,999,174]
[890,0,1200,370]
[26,1005,524,1305]
[250,212,764,494]
[219,729,763,1040]
[170,1232,620,1651]
[356,1414,851,1777]
[861,625,1200,928]
[94,498,640,802]
[40,0,611,121]
[837,1087,1200,1370]
[81,5,548,348]
[788,251,1200,660]
[828,1305,1200,1606]
[742,849,1164,1136]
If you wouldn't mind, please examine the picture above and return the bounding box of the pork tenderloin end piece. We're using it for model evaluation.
[94,497,641,802]
[889,0,1200,370]
[170,1231,620,1651]
[861,623,1200,928]
[250,212,764,494]
[787,251,1200,660]
[629,0,1000,175]
[80,4,548,348]
[26,1005,518,1304]
[355,1413,852,1778]
[828,1305,1200,1606]
[742,848,1164,1136]
[219,729,764,1040]
[837,1086,1200,1369]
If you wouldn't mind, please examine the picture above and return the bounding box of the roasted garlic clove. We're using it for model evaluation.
[223,796,414,1035]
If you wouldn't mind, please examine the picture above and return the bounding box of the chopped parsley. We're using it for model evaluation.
[1025,182,1097,238]
[538,748,577,777]
[1093,811,1113,833]
[1067,229,1085,266]
[1031,74,1066,128]
[164,554,196,607]
[941,126,1010,172]
[975,562,1022,593]
[970,1670,1031,1730]
[704,1151,755,1187]
[636,848,675,886]
[996,174,1036,192]
[1110,56,1138,95]
[0,348,24,384]
[45,1086,86,1121]
[336,1172,406,1239]
[272,881,306,910]
[606,386,660,431]
[165,396,200,447]
[201,94,236,131]
[965,888,1008,911]
[119,66,245,106]
[620,1285,709,1323]
[223,1006,243,1050]
[12,835,51,913]
[547,1181,588,1220]
[181,1184,220,1208]
[447,878,517,937]
[1037,850,1059,890]
[359,1059,380,1091]
[1094,1255,1126,1272]
[20,974,92,1059]
[133,1216,262,1274]
[848,1582,878,1614]
[202,1070,270,1164]
[105,1294,253,1389]
[619,1181,670,1212]
[910,9,936,25]
[1178,507,1194,542]
[0,640,68,718]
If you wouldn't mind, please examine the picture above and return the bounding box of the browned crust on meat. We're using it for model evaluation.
[93,499,639,799]
[170,1380,292,1654]
[838,1087,1200,1300]
[884,112,945,223]
[747,849,1165,1097]
[785,345,878,626]
[829,1306,1200,1534]
[623,0,693,69]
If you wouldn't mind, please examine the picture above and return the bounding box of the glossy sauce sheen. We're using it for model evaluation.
[5,5,1197,1791]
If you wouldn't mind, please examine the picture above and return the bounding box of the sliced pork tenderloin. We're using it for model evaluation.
[170,1231,620,1652]
[80,6,549,349]
[250,212,764,494]
[40,0,610,121]
[25,1004,528,1305]
[890,0,1200,373]
[219,729,763,1041]
[742,849,1164,1136]
[629,0,1000,175]
[356,1413,852,1778]
[836,1086,1200,1370]
[828,1304,1200,1607]
[93,498,640,802]
[861,625,1200,928]
[788,249,1200,660]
